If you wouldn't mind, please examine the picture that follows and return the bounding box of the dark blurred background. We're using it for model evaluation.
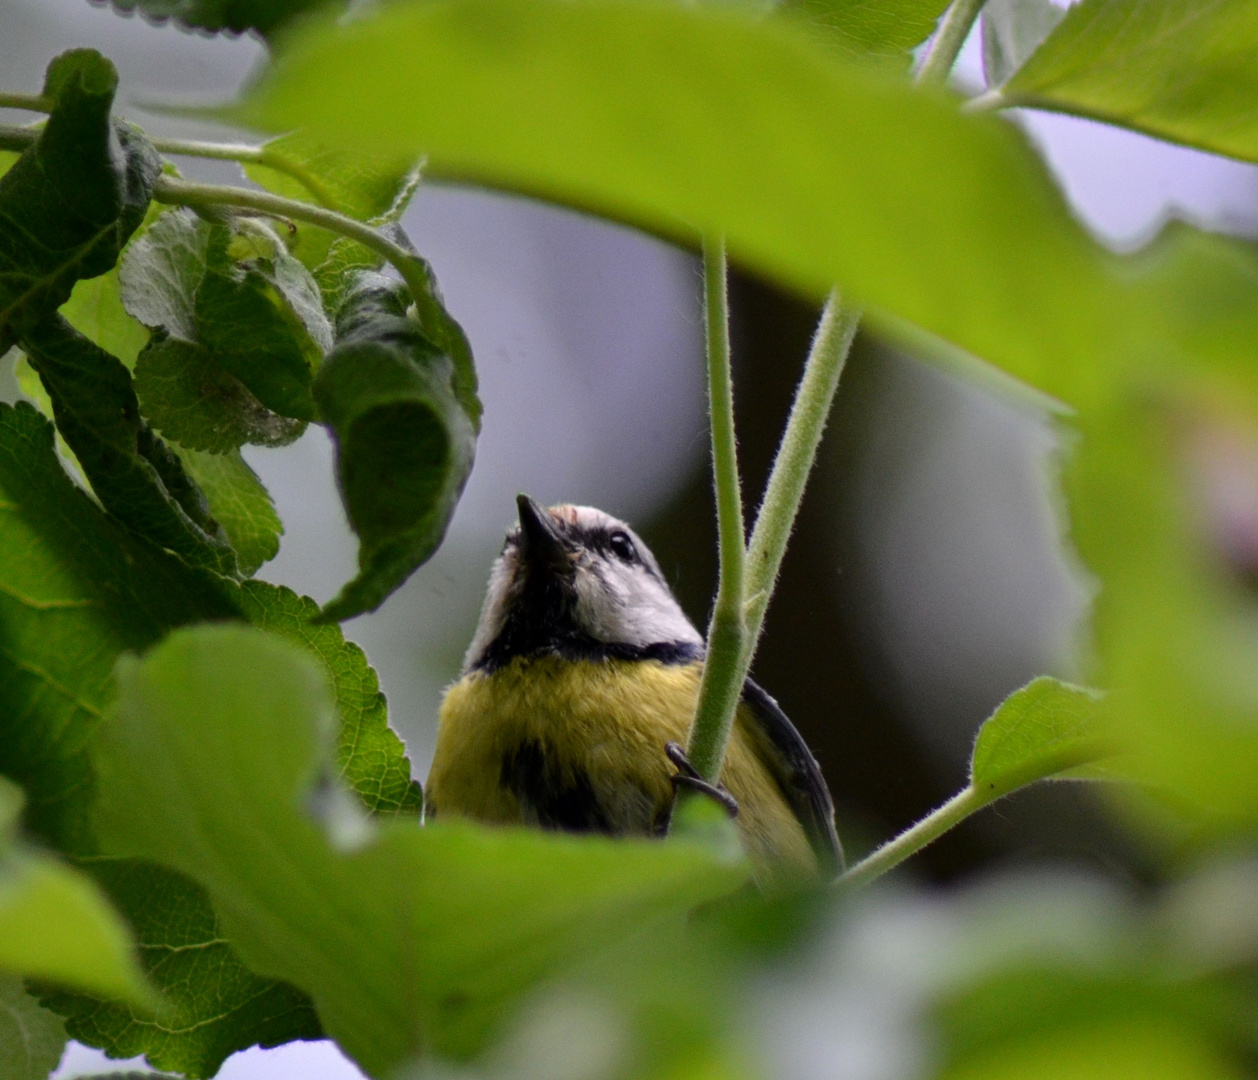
[4,1,1258,1076]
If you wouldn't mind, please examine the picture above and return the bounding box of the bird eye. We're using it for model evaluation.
[608,531,637,563]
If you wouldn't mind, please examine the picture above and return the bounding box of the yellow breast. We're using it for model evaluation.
[426,656,815,875]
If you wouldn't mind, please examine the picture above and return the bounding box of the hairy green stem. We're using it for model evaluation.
[686,236,748,784]
[838,786,992,889]
[152,174,429,305]
[915,0,988,87]
[742,292,860,660]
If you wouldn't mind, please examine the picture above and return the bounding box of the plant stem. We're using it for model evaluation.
[686,236,748,784]
[915,0,988,87]
[838,786,992,889]
[0,93,50,113]
[742,291,860,661]
[152,174,429,304]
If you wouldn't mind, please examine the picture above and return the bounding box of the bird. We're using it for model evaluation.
[425,494,842,879]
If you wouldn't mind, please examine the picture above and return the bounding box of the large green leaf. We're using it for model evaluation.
[315,273,478,621]
[95,624,749,1077]
[0,401,417,1072]
[0,777,152,1010]
[1000,0,1258,165]
[237,0,1124,410]
[0,976,66,1080]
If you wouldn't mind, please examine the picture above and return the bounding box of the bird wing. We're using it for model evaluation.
[739,678,844,877]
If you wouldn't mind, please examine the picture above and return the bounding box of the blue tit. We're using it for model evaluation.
[426,494,842,879]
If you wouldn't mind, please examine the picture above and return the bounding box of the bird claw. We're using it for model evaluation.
[665,741,739,818]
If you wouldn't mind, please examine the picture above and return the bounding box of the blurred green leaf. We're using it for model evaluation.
[37,859,320,1080]
[97,0,344,38]
[981,0,1064,87]
[61,271,149,372]
[243,131,420,274]
[970,677,1110,800]
[1065,396,1258,832]
[0,401,418,1071]
[315,272,478,620]
[238,0,1126,410]
[95,624,749,1076]
[0,50,156,344]
[0,975,66,1080]
[1001,0,1258,165]
[0,778,152,1009]
[180,448,282,576]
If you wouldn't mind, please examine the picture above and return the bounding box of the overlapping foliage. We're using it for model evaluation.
[2,0,1258,1078]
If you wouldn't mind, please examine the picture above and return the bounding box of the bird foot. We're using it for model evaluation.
[665,741,739,818]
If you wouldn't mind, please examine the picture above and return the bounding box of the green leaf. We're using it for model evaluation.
[20,315,239,576]
[96,0,345,38]
[0,976,66,1080]
[121,209,329,430]
[0,778,152,1008]
[235,581,423,816]
[774,0,951,63]
[236,0,1126,411]
[37,859,320,1080]
[133,336,304,452]
[242,131,420,273]
[0,50,158,343]
[314,273,478,620]
[1000,0,1258,165]
[0,401,419,1070]
[180,448,283,576]
[981,0,1065,87]
[95,624,749,1076]
[970,677,1111,800]
[61,272,150,373]
[1065,395,1258,832]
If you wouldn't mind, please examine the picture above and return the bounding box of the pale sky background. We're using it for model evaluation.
[1,0,1255,1076]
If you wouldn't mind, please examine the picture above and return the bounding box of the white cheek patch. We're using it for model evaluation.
[573,559,702,649]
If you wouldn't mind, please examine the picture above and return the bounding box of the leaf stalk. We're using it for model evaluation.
[685,236,748,784]
[152,174,430,310]
[915,0,989,87]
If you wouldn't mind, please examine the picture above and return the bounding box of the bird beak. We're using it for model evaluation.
[516,494,570,574]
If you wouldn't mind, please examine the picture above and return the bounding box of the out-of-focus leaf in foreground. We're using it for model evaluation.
[95,624,749,1076]
[0,401,416,1072]
[235,0,1121,410]
[1000,0,1258,165]
[315,273,478,620]
[0,778,151,1009]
